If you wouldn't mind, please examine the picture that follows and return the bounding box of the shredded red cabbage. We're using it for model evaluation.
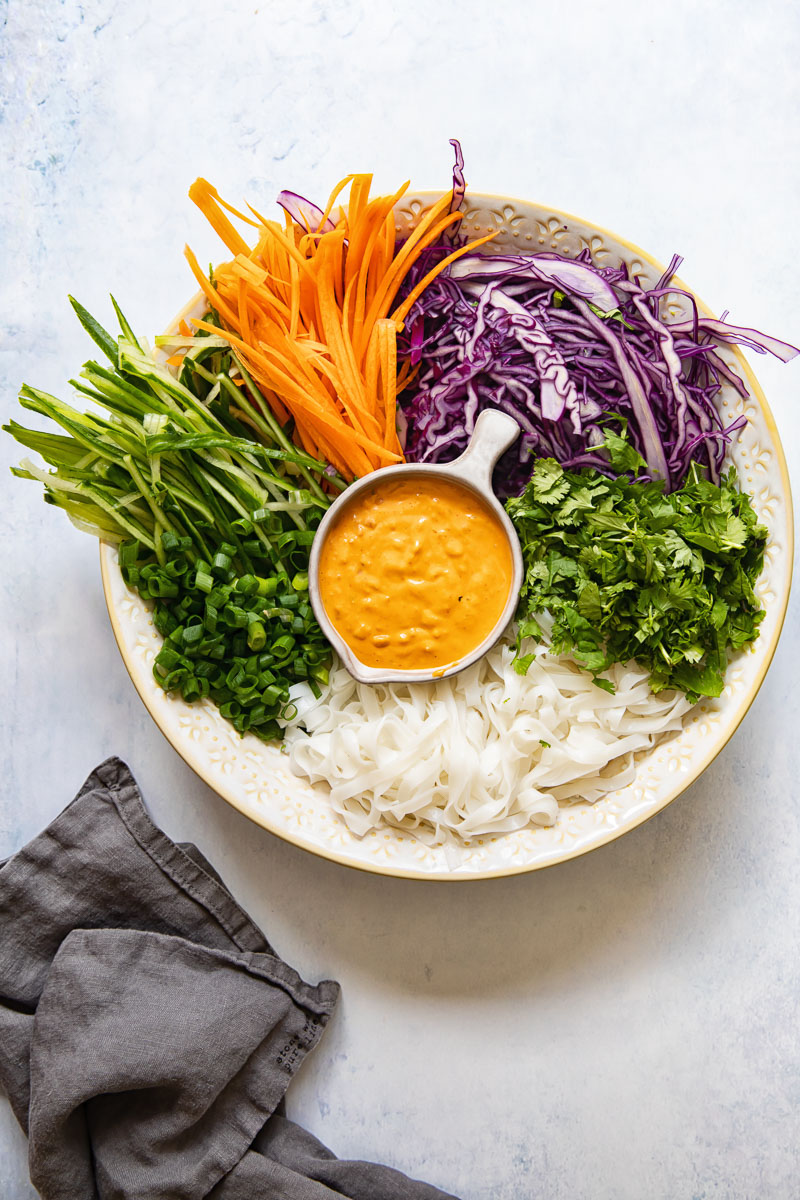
[274,144,797,496]
[394,164,798,495]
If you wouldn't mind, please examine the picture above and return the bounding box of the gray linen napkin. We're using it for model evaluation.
[0,757,458,1200]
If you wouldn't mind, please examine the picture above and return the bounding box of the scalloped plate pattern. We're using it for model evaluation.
[100,192,793,880]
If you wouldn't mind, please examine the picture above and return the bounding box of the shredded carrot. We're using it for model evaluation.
[186,171,496,480]
[188,179,251,258]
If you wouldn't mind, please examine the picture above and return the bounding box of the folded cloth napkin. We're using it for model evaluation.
[0,757,458,1200]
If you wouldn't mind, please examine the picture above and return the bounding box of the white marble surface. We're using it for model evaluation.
[2,2,799,1196]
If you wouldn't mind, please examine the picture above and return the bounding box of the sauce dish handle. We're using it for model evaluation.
[445,409,521,491]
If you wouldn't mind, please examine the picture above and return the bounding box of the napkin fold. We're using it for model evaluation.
[0,757,457,1200]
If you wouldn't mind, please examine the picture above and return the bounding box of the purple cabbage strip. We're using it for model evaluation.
[664,318,799,364]
[487,289,580,429]
[276,190,338,234]
[451,253,620,313]
[445,138,466,244]
[395,238,798,496]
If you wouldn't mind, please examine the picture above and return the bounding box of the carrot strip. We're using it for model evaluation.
[361,208,464,338]
[316,173,356,231]
[237,276,251,345]
[184,246,242,332]
[188,180,252,258]
[231,254,267,287]
[364,322,380,413]
[288,252,300,341]
[396,358,420,393]
[390,230,499,327]
[378,320,399,451]
[196,182,260,229]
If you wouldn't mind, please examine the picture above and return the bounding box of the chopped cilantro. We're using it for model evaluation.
[506,438,767,703]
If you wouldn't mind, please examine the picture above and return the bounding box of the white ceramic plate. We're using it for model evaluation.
[100,192,793,880]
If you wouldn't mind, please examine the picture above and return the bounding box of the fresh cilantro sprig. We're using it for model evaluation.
[506,434,767,701]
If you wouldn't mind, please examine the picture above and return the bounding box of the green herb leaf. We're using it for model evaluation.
[531,459,569,505]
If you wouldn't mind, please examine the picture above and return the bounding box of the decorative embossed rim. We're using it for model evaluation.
[99,192,794,880]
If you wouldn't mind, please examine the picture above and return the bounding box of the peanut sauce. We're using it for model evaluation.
[318,476,513,670]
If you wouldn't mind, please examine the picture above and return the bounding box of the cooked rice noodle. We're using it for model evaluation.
[281,634,692,843]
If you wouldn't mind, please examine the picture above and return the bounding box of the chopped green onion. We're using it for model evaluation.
[5,301,337,741]
[247,621,266,651]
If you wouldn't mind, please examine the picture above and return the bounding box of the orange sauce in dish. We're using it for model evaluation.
[317,475,514,671]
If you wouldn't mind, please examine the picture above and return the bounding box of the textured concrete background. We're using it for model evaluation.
[1,2,799,1196]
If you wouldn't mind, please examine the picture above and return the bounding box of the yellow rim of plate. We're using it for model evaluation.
[99,192,794,881]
